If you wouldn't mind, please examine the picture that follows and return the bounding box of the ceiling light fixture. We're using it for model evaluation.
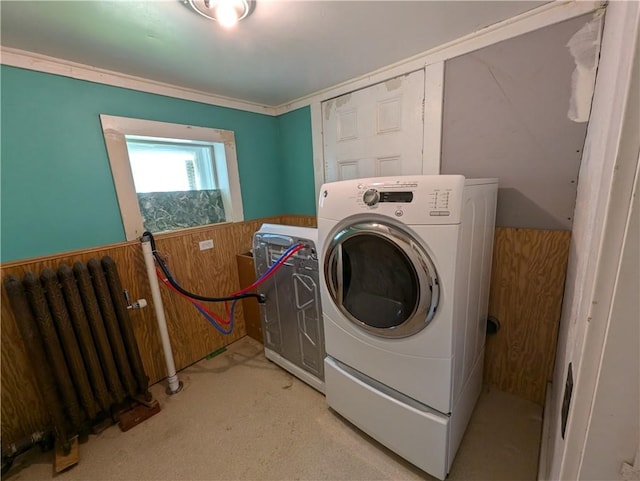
[187,0,255,28]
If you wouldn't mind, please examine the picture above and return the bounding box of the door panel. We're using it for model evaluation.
[378,156,401,176]
[323,69,425,182]
[338,159,361,180]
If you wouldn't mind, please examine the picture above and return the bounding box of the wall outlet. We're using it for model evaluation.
[199,239,214,251]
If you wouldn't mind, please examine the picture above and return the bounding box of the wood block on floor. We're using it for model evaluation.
[117,400,161,432]
[54,436,79,473]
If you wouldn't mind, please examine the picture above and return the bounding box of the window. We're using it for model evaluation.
[126,139,217,193]
[100,115,243,240]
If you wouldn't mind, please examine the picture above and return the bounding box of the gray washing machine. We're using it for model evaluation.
[253,224,325,393]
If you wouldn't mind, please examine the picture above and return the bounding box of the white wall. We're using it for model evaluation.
[441,14,596,231]
[545,2,640,479]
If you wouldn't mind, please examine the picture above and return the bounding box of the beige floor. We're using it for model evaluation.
[6,337,542,481]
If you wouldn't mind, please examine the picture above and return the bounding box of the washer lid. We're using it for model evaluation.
[324,220,439,338]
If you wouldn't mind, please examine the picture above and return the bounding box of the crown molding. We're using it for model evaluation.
[1,0,604,118]
[273,0,605,115]
[0,47,277,116]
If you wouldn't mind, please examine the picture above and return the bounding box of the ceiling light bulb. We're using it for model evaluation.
[215,2,240,27]
[188,0,254,25]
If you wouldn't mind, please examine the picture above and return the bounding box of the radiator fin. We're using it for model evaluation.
[4,256,153,452]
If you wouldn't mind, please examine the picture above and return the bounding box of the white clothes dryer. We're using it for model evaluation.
[317,175,497,479]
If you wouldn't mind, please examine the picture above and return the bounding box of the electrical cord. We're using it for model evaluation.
[143,231,264,303]
[146,230,305,334]
[158,242,304,333]
[156,267,230,325]
[156,267,235,334]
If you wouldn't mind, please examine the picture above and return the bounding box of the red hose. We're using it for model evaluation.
[231,243,305,296]
[156,268,230,325]
[155,243,305,327]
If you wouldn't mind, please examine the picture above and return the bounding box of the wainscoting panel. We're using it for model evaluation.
[484,227,571,404]
[0,215,312,444]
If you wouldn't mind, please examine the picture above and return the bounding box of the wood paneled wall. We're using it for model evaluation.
[0,215,313,445]
[484,227,571,405]
[1,218,565,445]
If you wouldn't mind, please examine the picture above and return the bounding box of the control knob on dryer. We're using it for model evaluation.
[363,189,380,206]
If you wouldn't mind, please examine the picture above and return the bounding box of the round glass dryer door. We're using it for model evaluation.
[324,220,439,338]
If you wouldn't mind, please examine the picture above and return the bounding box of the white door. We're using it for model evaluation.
[577,154,640,480]
[322,69,425,182]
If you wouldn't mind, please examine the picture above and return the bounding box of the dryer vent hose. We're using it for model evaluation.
[486,316,501,336]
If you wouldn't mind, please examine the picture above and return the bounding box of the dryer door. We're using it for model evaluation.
[324,220,439,338]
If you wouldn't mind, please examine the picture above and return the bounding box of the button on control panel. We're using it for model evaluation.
[428,188,453,216]
[362,188,380,206]
[429,190,451,208]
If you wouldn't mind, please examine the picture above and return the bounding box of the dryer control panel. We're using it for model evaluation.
[318,175,468,225]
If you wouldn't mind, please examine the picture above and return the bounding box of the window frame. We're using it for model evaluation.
[100,114,244,240]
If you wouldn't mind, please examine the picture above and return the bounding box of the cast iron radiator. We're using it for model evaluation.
[4,256,154,454]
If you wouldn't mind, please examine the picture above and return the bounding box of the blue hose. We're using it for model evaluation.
[184,242,303,335]
[195,300,237,335]
[258,242,302,278]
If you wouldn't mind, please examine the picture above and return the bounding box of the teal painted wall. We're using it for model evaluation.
[278,106,316,216]
[0,66,285,262]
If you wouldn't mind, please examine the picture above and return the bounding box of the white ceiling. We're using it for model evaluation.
[0,1,547,107]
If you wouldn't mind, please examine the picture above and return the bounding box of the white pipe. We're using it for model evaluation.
[141,235,182,394]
